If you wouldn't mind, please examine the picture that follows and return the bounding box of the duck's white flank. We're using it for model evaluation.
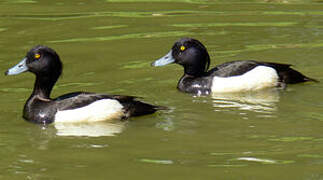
[55,99,124,123]
[211,66,279,93]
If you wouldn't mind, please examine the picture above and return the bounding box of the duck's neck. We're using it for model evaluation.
[31,74,59,99]
[183,65,206,77]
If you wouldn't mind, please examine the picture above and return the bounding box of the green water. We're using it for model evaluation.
[0,0,323,179]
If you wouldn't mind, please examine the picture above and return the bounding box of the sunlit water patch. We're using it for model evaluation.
[2,0,36,3]
[0,28,6,32]
[91,25,128,30]
[209,151,296,168]
[233,157,294,165]
[139,158,174,165]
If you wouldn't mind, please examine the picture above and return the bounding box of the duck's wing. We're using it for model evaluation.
[208,60,260,77]
[208,60,317,83]
[54,92,162,117]
[54,92,135,111]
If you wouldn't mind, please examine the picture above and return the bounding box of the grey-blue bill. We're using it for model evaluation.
[151,50,175,67]
[5,57,28,75]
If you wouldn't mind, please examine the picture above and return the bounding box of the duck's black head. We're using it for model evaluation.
[5,45,62,77]
[152,38,210,76]
[5,46,63,98]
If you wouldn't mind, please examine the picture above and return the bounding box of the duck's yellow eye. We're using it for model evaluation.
[34,53,41,59]
[180,45,186,51]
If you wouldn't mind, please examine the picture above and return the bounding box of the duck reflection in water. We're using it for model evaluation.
[210,88,280,115]
[54,121,126,137]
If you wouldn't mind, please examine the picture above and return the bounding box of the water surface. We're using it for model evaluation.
[0,0,323,179]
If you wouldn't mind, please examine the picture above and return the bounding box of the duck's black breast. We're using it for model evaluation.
[177,74,213,95]
[23,96,56,124]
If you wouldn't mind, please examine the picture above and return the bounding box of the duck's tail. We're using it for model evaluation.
[127,100,167,117]
[279,67,319,84]
[112,95,166,118]
[263,62,319,84]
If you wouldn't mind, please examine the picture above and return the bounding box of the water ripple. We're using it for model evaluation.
[91,25,128,30]
[0,11,218,20]
[1,9,322,21]
[214,41,323,57]
[139,158,174,165]
[2,0,36,3]
[48,31,193,43]
[233,157,294,164]
[171,22,299,28]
